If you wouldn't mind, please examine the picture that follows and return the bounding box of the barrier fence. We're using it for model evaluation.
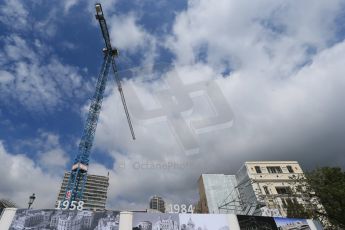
[0,208,323,230]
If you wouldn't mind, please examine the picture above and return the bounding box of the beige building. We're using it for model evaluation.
[197,161,308,217]
[56,172,109,210]
[235,161,305,216]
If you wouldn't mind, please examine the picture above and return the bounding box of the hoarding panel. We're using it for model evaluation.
[180,214,230,230]
[9,209,120,230]
[237,215,278,230]
[132,213,179,230]
[274,217,311,230]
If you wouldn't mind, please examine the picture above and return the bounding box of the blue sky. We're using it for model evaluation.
[0,0,185,168]
[1,0,345,210]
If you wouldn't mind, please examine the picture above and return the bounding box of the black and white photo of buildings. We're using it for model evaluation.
[132,213,179,230]
[9,209,120,230]
[179,214,230,230]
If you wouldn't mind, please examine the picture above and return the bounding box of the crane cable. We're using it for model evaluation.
[111,58,136,140]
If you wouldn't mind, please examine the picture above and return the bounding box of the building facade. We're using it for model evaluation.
[235,161,305,217]
[56,172,109,210]
[198,161,308,217]
[149,196,165,213]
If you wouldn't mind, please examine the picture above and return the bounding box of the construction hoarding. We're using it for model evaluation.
[0,209,323,230]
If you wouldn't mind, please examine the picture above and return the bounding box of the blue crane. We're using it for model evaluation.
[62,3,135,206]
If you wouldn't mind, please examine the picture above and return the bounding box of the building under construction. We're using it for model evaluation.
[149,195,166,213]
[56,172,109,211]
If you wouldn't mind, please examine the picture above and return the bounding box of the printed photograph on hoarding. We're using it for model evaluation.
[274,217,311,230]
[179,214,230,230]
[132,213,179,230]
[9,209,120,230]
[237,215,278,230]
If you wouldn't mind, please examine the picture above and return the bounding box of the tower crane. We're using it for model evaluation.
[63,3,135,206]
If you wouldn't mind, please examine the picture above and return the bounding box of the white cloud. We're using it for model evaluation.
[0,0,60,37]
[166,0,343,72]
[0,0,29,30]
[39,149,69,169]
[0,35,89,112]
[107,13,158,68]
[109,14,149,52]
[0,70,14,84]
[0,141,61,208]
[63,0,79,13]
[14,131,71,172]
[87,0,345,209]
[91,40,345,209]
[0,1,92,112]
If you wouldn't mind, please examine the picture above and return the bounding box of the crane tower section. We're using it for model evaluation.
[63,3,135,205]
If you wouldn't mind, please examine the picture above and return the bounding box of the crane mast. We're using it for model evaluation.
[63,3,135,206]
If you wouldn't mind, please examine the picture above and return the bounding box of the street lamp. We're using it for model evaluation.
[28,193,36,209]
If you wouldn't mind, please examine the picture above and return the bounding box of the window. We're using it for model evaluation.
[275,186,292,194]
[287,165,294,173]
[267,199,275,208]
[255,166,262,173]
[267,166,282,174]
[263,186,270,194]
[282,198,297,208]
[281,198,288,208]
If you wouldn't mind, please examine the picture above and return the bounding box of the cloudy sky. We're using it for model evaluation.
[1,0,345,210]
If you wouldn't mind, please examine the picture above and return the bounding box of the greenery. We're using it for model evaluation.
[284,198,312,219]
[287,167,345,229]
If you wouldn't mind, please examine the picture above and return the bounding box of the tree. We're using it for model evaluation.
[289,167,345,229]
[285,198,312,219]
